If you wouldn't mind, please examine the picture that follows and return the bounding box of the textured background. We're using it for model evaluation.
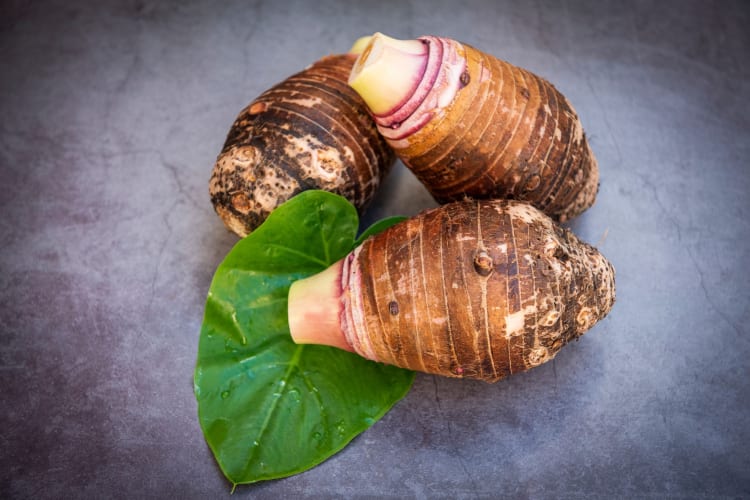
[2,0,749,498]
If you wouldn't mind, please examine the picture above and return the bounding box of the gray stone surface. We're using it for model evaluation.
[2,0,749,498]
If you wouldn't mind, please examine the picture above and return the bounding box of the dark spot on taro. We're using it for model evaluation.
[473,250,493,276]
[460,70,470,87]
[388,301,399,315]
[523,174,541,192]
[520,87,530,99]
[554,246,569,262]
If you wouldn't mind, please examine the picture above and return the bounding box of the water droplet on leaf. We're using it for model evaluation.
[334,420,346,435]
[288,388,301,402]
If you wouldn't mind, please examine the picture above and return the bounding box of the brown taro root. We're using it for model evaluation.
[288,199,615,382]
[209,52,395,237]
[348,33,599,222]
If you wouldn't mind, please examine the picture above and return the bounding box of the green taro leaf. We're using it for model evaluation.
[194,190,414,487]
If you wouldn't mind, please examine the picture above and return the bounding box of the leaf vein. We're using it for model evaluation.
[241,345,305,478]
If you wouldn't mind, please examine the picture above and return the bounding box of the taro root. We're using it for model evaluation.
[210,52,395,237]
[348,33,599,222]
[289,199,615,383]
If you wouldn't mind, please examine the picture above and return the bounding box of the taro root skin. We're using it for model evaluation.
[209,54,395,237]
[349,34,599,222]
[289,199,615,383]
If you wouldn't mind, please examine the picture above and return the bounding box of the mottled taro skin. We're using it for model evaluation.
[341,199,615,383]
[210,54,395,237]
